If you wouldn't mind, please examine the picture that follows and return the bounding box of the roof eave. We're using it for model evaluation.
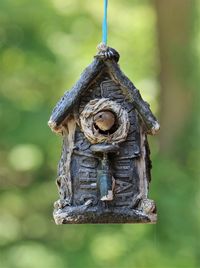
[48,57,105,132]
[105,60,160,134]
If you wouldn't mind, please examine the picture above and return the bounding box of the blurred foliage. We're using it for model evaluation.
[0,0,199,268]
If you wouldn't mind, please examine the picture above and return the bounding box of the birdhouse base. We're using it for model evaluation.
[53,205,157,224]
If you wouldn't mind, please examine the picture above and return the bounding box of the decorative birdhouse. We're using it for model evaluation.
[48,46,160,224]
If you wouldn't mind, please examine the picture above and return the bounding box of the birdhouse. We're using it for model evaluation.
[48,46,160,224]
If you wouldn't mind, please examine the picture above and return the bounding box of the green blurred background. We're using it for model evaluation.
[0,0,200,267]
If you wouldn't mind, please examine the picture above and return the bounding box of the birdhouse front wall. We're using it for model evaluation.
[58,70,150,208]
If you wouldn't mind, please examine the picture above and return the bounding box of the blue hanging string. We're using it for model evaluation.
[102,0,108,45]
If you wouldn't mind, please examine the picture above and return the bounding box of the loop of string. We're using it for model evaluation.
[102,0,108,45]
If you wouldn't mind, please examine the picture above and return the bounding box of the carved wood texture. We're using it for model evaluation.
[57,71,151,209]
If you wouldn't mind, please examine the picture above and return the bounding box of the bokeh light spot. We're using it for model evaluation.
[2,48,25,72]
[8,242,65,268]
[9,144,44,171]
[51,0,77,14]
[0,212,21,246]
[90,233,127,262]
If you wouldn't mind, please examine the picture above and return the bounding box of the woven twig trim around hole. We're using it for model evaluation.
[80,98,130,144]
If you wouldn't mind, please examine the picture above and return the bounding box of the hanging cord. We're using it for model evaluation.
[97,0,108,52]
[102,0,108,45]
[97,0,120,62]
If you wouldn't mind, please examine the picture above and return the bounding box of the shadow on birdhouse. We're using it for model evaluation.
[48,46,160,224]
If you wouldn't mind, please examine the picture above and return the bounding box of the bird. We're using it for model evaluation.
[93,111,115,132]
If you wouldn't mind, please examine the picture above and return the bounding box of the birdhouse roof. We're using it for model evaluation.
[48,49,159,135]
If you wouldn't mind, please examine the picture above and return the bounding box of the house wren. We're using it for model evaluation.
[94,111,115,131]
